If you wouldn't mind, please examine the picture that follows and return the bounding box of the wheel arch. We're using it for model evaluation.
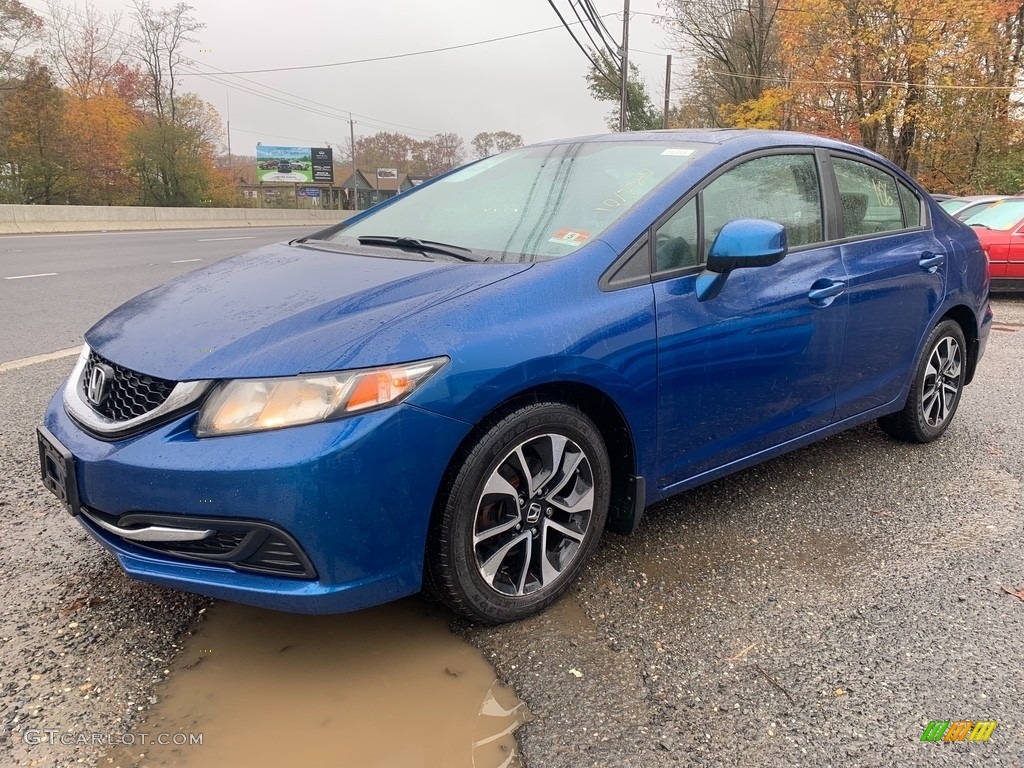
[426,381,643,559]
[940,304,980,384]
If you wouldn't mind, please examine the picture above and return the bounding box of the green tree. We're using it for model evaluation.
[470,130,524,158]
[129,119,206,205]
[127,0,217,205]
[585,50,662,131]
[129,94,221,205]
[0,60,67,203]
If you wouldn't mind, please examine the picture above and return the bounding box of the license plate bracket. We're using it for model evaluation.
[37,426,81,517]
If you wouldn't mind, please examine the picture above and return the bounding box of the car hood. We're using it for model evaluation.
[970,227,1010,243]
[85,242,530,381]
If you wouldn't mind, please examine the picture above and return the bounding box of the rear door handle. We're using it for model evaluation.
[919,252,944,271]
[808,281,846,305]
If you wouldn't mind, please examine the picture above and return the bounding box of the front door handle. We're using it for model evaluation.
[808,280,846,306]
[919,252,944,271]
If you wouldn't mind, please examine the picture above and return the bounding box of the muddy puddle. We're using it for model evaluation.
[106,597,530,768]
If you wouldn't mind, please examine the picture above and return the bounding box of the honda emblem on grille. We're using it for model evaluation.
[85,363,114,407]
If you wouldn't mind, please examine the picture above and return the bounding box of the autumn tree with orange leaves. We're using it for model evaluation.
[0,0,239,206]
[663,0,1024,192]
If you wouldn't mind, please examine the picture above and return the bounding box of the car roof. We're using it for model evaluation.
[528,129,896,169]
[946,195,1006,203]
[533,128,867,150]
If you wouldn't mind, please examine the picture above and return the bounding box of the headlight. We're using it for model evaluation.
[193,357,448,437]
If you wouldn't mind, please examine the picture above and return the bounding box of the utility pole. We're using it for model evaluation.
[618,0,631,132]
[349,113,358,210]
[225,92,233,181]
[663,55,672,129]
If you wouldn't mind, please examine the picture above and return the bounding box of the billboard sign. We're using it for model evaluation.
[311,147,334,184]
[256,145,314,183]
[376,168,399,180]
[297,187,321,198]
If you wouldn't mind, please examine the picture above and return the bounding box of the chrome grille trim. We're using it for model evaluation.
[80,507,214,542]
[63,346,211,437]
[82,349,175,420]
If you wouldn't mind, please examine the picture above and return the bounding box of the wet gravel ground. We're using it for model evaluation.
[2,298,1022,767]
[0,357,210,767]
[465,296,1024,766]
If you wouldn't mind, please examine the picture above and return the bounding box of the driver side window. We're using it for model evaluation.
[703,154,823,255]
[652,153,824,277]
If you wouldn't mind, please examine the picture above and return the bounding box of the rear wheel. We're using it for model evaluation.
[878,319,966,443]
[427,402,610,624]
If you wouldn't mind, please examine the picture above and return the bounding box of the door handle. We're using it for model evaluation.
[919,252,944,271]
[808,281,846,304]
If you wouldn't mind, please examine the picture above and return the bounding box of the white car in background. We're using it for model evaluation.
[939,195,1007,221]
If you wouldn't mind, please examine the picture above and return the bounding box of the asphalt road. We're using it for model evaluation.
[0,226,322,363]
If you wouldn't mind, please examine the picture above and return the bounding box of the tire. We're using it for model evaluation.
[878,319,967,443]
[426,401,611,624]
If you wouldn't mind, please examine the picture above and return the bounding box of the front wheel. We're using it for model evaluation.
[878,319,967,443]
[426,402,610,624]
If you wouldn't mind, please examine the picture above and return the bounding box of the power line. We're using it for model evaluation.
[182,63,438,136]
[546,0,618,86]
[175,63,437,138]
[182,17,616,77]
[576,0,621,62]
[22,0,449,143]
[183,58,442,135]
[581,0,622,52]
[232,127,332,146]
[568,0,617,63]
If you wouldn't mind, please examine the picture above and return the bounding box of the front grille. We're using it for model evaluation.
[82,350,176,421]
[163,531,249,556]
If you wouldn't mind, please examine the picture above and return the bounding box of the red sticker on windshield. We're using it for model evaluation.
[549,229,590,246]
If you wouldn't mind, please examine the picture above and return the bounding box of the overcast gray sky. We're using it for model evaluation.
[67,0,681,154]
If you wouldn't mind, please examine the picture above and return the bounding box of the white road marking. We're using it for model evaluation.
[171,258,202,263]
[0,346,81,373]
[196,236,256,242]
[4,272,57,280]
[0,225,314,240]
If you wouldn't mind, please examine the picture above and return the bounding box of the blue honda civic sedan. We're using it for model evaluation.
[39,130,992,623]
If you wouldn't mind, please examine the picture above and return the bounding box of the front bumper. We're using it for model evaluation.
[43,393,471,613]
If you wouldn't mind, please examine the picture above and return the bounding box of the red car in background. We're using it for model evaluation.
[964,197,1024,290]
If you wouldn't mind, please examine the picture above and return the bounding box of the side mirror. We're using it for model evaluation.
[696,219,788,301]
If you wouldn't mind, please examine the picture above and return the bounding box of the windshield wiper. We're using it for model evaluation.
[357,235,483,262]
[968,223,992,229]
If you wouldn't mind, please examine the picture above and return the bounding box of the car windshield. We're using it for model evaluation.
[963,198,1024,230]
[939,198,969,212]
[954,201,999,220]
[327,141,708,261]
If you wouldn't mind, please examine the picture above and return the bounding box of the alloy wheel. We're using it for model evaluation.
[921,336,963,428]
[472,433,595,597]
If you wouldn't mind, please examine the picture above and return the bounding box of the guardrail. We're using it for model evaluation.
[0,205,355,234]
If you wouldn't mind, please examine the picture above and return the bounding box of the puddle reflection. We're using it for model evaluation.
[107,598,529,768]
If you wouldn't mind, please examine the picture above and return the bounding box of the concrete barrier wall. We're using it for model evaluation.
[0,205,355,234]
